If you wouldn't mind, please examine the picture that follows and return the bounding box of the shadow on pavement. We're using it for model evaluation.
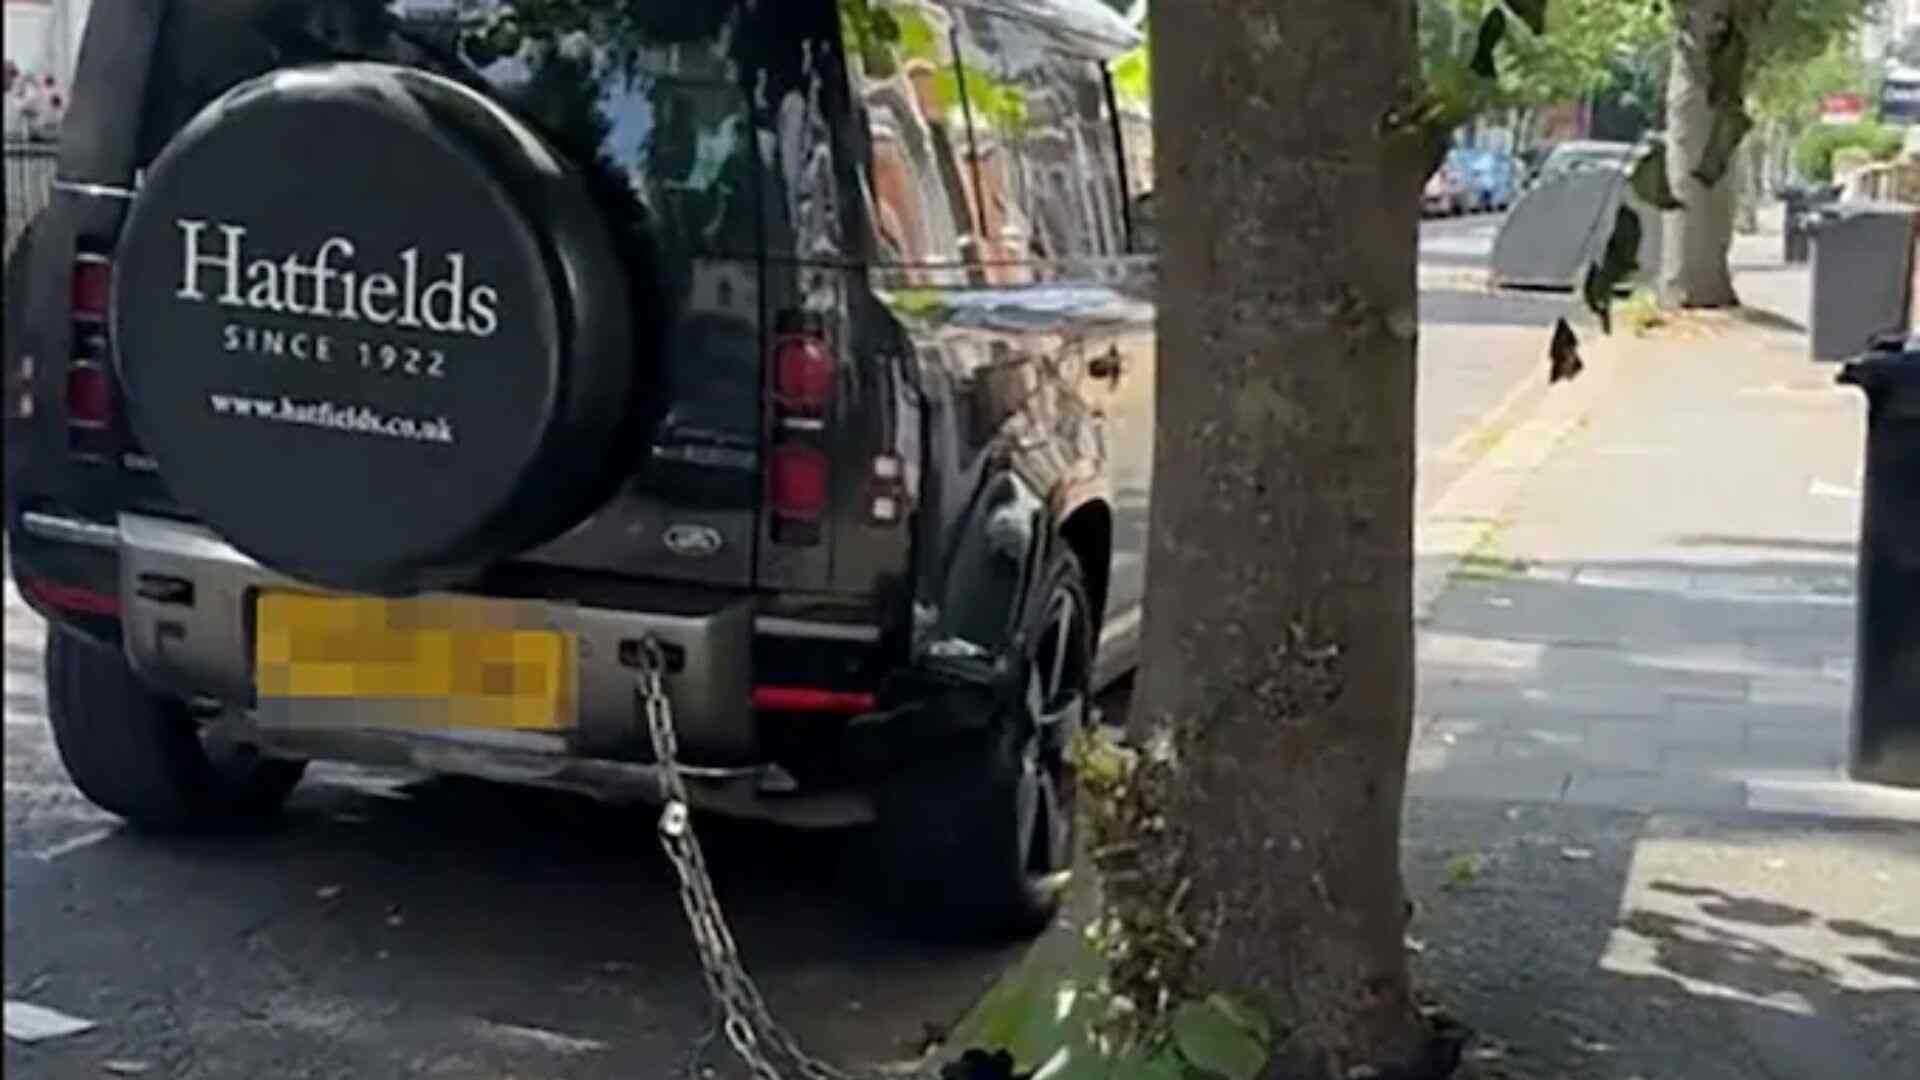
[1673,535,1856,557]
[1420,288,1570,330]
[3,770,1018,1078]
[1405,801,1919,1080]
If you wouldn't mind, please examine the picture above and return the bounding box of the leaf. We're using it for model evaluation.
[1109,1051,1186,1080]
[1582,205,1643,332]
[1549,318,1585,384]
[1207,993,1273,1047]
[1503,0,1548,36]
[1171,1000,1270,1080]
[1628,143,1682,210]
[1692,105,1754,187]
[1470,8,1507,82]
[1581,264,1612,335]
[1444,852,1486,887]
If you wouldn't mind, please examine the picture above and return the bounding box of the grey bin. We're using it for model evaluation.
[1780,185,1838,264]
[1809,202,1917,362]
[1837,334,1920,788]
[1490,168,1662,291]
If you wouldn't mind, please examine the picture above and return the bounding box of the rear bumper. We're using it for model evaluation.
[16,510,896,825]
[114,513,763,760]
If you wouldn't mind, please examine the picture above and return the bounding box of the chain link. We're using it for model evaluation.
[634,637,935,1080]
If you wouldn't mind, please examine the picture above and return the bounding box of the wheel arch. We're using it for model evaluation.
[1058,499,1112,631]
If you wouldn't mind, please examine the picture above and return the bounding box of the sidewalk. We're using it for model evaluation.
[1405,232,1920,1078]
[1409,229,1893,819]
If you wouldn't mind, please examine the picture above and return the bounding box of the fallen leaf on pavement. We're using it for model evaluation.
[4,1000,97,1043]
[1465,1041,1507,1061]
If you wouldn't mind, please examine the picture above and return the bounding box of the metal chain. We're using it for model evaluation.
[634,637,933,1080]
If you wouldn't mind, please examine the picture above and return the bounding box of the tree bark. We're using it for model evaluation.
[1142,1,1433,1076]
[1661,0,1740,308]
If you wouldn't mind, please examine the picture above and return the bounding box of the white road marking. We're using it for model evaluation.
[28,826,114,862]
[469,1018,609,1055]
[4,999,98,1042]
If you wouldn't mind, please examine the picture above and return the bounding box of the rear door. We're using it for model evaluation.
[17,0,893,597]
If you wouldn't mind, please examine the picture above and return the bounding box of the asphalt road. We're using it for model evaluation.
[5,214,1574,1079]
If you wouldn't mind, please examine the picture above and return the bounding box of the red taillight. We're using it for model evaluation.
[71,255,112,323]
[19,577,119,617]
[65,364,113,428]
[773,335,834,416]
[768,313,834,547]
[751,686,877,714]
[769,444,829,518]
[67,254,119,457]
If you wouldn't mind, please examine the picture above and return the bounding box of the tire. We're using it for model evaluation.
[45,628,305,830]
[874,546,1093,940]
[111,64,641,594]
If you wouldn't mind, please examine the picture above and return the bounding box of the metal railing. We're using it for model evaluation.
[5,141,58,267]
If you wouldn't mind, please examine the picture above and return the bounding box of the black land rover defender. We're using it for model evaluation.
[4,0,1157,936]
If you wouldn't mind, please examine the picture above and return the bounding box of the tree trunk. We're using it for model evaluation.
[1735,136,1760,235]
[1661,0,1740,308]
[1142,1,1434,1076]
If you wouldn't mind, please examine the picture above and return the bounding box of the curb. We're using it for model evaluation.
[1414,327,1624,623]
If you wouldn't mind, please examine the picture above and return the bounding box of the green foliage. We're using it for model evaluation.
[1444,851,1489,887]
[1112,23,1150,107]
[1686,0,1875,185]
[1741,0,1875,74]
[1749,38,1871,131]
[1793,121,1908,182]
[946,931,1106,1071]
[1629,143,1684,209]
[1169,997,1271,1080]
[1618,287,1668,334]
[1420,0,1669,113]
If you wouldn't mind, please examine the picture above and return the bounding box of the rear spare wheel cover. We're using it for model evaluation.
[112,64,624,591]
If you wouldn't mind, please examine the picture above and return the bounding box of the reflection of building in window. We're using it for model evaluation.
[863,83,967,276]
[868,112,930,263]
[1119,108,1152,196]
[960,128,1035,285]
[950,10,1126,269]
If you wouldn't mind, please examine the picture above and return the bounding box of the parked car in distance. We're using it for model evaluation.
[1524,140,1638,191]
[4,0,1158,941]
[1462,151,1521,212]
[1423,163,1468,217]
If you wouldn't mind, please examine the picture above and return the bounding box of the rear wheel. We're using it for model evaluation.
[875,547,1092,940]
[45,628,304,830]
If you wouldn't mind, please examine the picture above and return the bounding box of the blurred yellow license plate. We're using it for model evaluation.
[253,593,577,731]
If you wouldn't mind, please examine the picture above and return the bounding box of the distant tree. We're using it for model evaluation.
[1660,0,1873,308]
[1895,24,1920,67]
